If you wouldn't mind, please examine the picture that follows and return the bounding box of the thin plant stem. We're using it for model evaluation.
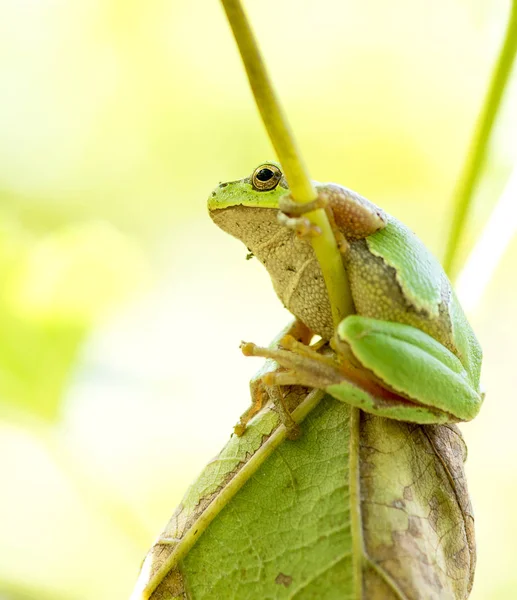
[443,0,517,278]
[220,0,353,325]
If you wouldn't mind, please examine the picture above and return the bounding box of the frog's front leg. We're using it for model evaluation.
[278,184,387,252]
[278,192,349,253]
[234,319,312,438]
[242,316,483,424]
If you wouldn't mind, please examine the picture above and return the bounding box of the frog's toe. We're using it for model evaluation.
[277,212,322,238]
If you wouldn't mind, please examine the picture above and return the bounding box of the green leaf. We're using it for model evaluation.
[133,397,475,599]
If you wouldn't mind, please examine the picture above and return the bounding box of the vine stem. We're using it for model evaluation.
[443,0,517,278]
[220,0,353,326]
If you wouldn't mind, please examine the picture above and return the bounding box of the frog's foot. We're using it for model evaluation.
[234,385,269,437]
[278,192,349,253]
[241,334,393,402]
[234,382,301,439]
[242,336,340,388]
[277,211,322,239]
[234,320,313,438]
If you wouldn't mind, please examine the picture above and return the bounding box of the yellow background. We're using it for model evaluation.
[0,0,516,598]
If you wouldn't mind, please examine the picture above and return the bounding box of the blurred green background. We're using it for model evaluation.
[0,0,516,598]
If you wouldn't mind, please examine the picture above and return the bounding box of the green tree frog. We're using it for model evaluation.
[208,163,483,431]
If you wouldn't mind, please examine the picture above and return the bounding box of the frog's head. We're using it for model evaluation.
[208,162,291,248]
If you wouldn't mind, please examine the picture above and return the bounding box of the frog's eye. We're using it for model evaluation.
[252,164,282,191]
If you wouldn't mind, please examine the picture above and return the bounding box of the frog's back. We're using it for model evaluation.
[346,217,481,386]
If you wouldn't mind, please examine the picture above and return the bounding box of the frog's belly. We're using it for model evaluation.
[276,257,334,340]
[345,240,455,352]
[261,237,335,340]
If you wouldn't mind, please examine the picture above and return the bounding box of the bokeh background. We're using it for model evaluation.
[0,0,516,598]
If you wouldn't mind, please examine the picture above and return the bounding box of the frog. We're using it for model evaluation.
[208,162,483,434]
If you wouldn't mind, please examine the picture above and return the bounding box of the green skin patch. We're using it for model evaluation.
[366,218,443,318]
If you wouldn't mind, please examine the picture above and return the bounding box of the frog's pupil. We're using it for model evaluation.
[256,168,274,181]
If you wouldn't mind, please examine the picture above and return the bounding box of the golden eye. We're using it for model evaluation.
[252,164,282,191]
